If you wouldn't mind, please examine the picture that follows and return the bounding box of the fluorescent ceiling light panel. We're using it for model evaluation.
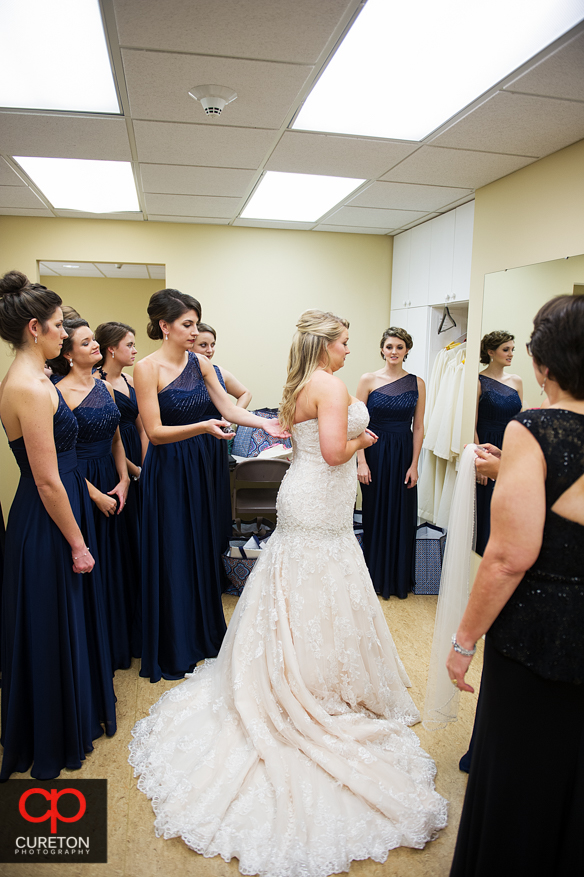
[241,171,365,222]
[0,0,119,113]
[294,0,584,141]
[14,158,140,213]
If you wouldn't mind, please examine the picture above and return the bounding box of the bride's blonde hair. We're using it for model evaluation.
[279,309,349,431]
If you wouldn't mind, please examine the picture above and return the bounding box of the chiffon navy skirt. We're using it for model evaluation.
[361,421,417,599]
[77,440,140,672]
[139,435,227,682]
[0,445,116,780]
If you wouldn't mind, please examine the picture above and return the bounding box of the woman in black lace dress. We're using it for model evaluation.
[447,294,584,877]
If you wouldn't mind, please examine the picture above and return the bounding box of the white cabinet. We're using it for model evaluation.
[428,211,455,305]
[392,231,411,308]
[408,221,432,307]
[451,201,474,303]
[388,306,429,380]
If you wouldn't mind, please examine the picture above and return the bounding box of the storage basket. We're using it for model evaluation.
[413,523,446,594]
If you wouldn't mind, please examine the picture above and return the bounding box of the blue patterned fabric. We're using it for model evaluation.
[1,390,116,779]
[140,352,227,682]
[362,374,419,599]
[475,375,521,555]
[232,408,292,457]
[412,524,446,594]
[74,380,139,671]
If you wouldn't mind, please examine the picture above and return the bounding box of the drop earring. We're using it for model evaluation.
[68,359,73,368]
[34,335,37,344]
[164,334,169,341]
[111,351,115,359]
[540,377,547,396]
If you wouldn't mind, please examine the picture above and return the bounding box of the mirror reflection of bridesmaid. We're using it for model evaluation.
[475,331,522,555]
[356,328,425,599]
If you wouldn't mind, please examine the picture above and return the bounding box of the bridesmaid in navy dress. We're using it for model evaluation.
[474,331,522,556]
[193,323,252,572]
[357,327,425,599]
[53,320,138,673]
[134,289,288,682]
[0,272,115,779]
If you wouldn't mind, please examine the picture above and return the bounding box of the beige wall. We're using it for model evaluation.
[462,138,584,441]
[0,217,392,510]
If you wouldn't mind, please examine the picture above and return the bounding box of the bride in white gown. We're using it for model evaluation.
[129,310,447,877]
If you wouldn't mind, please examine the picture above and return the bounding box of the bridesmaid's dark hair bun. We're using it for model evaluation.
[146,288,202,340]
[0,270,62,349]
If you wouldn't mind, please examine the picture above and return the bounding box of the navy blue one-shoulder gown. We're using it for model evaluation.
[1,392,116,780]
[113,375,142,570]
[201,365,232,566]
[74,379,140,671]
[475,375,521,555]
[361,374,419,599]
[139,353,227,682]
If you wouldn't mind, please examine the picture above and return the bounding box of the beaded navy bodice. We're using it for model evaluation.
[158,352,209,426]
[367,373,418,433]
[203,365,226,418]
[477,375,521,438]
[489,408,584,682]
[74,379,120,444]
[114,375,139,430]
[8,391,78,475]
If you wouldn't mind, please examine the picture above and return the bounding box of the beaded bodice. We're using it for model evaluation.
[8,390,78,469]
[489,408,584,682]
[366,374,418,433]
[202,365,226,418]
[158,352,209,426]
[477,375,521,437]
[73,379,120,444]
[277,401,369,539]
[114,375,138,430]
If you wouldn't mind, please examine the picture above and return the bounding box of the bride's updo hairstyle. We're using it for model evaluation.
[0,270,62,349]
[529,294,584,399]
[146,288,202,340]
[47,318,90,376]
[279,309,349,431]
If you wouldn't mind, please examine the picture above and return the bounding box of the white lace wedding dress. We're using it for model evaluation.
[129,401,448,877]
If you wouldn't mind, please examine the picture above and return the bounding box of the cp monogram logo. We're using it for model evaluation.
[19,789,86,834]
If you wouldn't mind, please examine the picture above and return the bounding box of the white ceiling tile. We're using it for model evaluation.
[144,193,239,217]
[133,120,276,167]
[147,265,166,279]
[504,30,584,102]
[122,50,312,130]
[41,261,105,277]
[0,185,47,208]
[233,218,314,230]
[0,157,27,186]
[147,215,229,224]
[0,114,132,160]
[266,131,419,179]
[315,225,391,234]
[113,0,354,64]
[348,181,473,211]
[53,210,143,220]
[0,207,54,217]
[139,164,255,196]
[38,263,60,275]
[95,263,150,278]
[394,213,441,232]
[326,206,427,228]
[431,92,584,158]
[381,146,536,188]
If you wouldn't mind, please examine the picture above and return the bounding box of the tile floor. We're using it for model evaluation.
[1,593,483,877]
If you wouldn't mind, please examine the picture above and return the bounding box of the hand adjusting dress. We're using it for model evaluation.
[361,374,419,598]
[1,391,116,780]
[139,352,227,682]
[130,401,447,877]
[475,375,521,555]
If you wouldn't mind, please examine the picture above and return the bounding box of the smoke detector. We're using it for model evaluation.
[188,84,238,116]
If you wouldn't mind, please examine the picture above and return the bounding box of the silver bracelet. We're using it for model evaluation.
[451,634,476,657]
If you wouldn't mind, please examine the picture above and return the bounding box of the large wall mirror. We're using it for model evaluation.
[482,254,584,411]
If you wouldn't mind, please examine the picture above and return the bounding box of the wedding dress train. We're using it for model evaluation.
[129,401,447,877]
